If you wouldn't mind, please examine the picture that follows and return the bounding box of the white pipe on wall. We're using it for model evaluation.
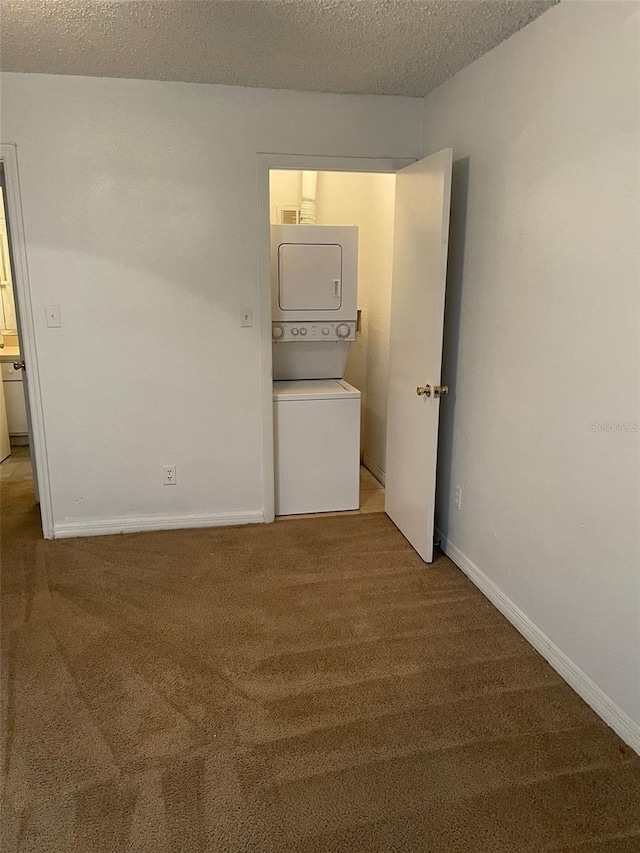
[300,170,317,224]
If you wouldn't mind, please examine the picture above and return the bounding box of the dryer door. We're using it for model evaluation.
[278,243,342,312]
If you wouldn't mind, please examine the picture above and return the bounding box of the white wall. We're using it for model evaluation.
[269,169,395,477]
[423,1,640,736]
[314,171,395,476]
[0,72,421,532]
[269,170,301,225]
[357,175,395,481]
[269,170,301,223]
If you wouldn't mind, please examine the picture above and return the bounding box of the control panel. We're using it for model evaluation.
[272,321,356,342]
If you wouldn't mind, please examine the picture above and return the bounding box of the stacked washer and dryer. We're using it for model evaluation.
[271,224,361,515]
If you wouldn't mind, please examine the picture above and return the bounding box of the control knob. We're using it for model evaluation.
[336,323,351,339]
[322,327,330,336]
[291,327,299,336]
[299,327,307,336]
[272,324,284,339]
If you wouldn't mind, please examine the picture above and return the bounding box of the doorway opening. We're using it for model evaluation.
[0,165,33,490]
[269,168,396,520]
[0,145,51,540]
[260,150,453,563]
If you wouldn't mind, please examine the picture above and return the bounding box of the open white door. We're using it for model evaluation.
[15,362,40,501]
[0,161,41,503]
[0,379,10,463]
[385,149,453,562]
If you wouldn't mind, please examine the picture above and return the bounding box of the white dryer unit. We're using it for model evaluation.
[273,379,361,515]
[271,224,358,322]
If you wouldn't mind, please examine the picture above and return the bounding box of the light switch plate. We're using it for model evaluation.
[45,305,61,327]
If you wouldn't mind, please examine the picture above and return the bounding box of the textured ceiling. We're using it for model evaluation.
[0,0,557,97]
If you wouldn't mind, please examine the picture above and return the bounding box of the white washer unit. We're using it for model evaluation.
[273,380,361,515]
[271,322,355,381]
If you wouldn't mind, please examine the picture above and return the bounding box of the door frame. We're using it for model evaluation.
[0,143,54,539]
[257,153,414,523]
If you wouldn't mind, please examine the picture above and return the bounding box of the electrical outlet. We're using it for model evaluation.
[163,465,177,486]
[454,485,462,511]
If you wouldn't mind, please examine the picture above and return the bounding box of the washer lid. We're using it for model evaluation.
[273,379,361,401]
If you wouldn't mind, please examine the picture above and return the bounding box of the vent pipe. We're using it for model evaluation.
[300,171,317,224]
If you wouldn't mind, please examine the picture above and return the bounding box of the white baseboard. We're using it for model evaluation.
[362,455,385,487]
[436,529,640,756]
[9,435,30,446]
[54,510,265,539]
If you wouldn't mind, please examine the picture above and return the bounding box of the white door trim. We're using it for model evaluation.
[1,143,54,539]
[257,153,414,523]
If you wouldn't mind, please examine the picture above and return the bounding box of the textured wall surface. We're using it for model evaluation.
[424,1,640,728]
[1,0,556,97]
[0,72,421,530]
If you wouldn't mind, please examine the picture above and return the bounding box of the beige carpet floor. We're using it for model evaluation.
[1,478,639,852]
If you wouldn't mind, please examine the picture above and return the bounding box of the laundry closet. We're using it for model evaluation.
[269,170,396,517]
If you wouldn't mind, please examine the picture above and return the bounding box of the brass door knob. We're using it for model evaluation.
[416,385,431,397]
[434,385,449,398]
